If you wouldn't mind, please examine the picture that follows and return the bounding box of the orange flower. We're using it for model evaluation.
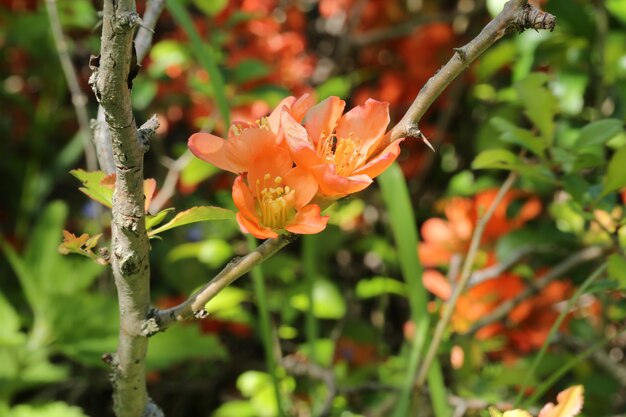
[419,190,542,267]
[232,146,328,239]
[188,94,314,174]
[281,97,404,197]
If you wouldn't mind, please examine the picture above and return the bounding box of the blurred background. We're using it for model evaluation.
[1,0,626,416]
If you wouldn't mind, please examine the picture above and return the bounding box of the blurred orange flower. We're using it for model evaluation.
[419,189,542,267]
[281,97,404,197]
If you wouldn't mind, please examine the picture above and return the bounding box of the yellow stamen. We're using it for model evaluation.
[317,131,363,176]
[255,172,295,229]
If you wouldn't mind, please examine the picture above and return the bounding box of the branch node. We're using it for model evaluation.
[137,114,159,153]
[454,47,467,62]
[141,313,162,337]
[194,309,209,319]
[407,125,435,152]
[511,3,556,33]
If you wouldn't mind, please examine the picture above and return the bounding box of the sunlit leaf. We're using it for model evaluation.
[146,208,175,230]
[472,149,520,170]
[9,401,89,417]
[603,144,626,194]
[70,169,113,208]
[575,119,624,148]
[490,117,546,156]
[515,73,558,143]
[291,279,346,319]
[149,206,235,235]
[608,254,626,289]
[58,231,105,265]
[356,276,406,298]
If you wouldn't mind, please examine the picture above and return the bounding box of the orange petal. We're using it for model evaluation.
[422,269,452,300]
[418,242,454,267]
[236,212,278,239]
[143,178,157,212]
[247,146,293,192]
[309,164,372,197]
[282,111,322,167]
[421,218,455,244]
[286,204,329,235]
[188,133,237,173]
[303,96,345,147]
[335,99,390,159]
[232,175,257,221]
[224,127,280,172]
[352,138,404,179]
[291,93,316,122]
[538,385,584,417]
[283,166,318,209]
[267,96,296,134]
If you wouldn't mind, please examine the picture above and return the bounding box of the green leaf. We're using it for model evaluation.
[603,145,626,194]
[213,401,257,417]
[607,0,626,24]
[472,149,520,170]
[204,286,250,314]
[290,279,346,319]
[490,117,546,156]
[9,401,89,417]
[608,254,626,289]
[192,0,228,16]
[180,152,219,187]
[232,58,271,83]
[316,76,353,101]
[356,276,406,298]
[149,206,235,235]
[515,73,558,143]
[0,292,23,344]
[146,325,226,371]
[576,119,624,148]
[146,208,174,230]
[70,169,113,208]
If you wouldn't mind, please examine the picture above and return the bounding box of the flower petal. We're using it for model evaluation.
[236,212,278,239]
[309,164,373,197]
[352,138,404,179]
[282,111,322,167]
[283,166,318,209]
[232,175,257,221]
[224,127,280,172]
[303,96,345,147]
[335,99,390,160]
[188,133,241,173]
[422,270,451,300]
[267,96,296,134]
[286,204,329,235]
[247,146,293,192]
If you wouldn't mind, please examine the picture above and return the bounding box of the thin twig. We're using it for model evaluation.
[135,0,166,63]
[151,235,297,331]
[416,172,518,387]
[148,151,192,214]
[467,245,538,287]
[466,245,606,335]
[44,0,97,171]
[389,0,555,141]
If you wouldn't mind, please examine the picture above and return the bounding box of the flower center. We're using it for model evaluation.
[255,173,295,229]
[317,132,362,176]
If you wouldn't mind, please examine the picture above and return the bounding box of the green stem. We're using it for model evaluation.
[247,236,284,417]
[302,234,319,364]
[378,163,450,417]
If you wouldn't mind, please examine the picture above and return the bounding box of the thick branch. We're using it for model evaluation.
[389,0,555,141]
[92,0,166,174]
[150,235,296,332]
[90,1,155,416]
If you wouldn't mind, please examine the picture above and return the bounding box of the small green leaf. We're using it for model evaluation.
[192,0,228,16]
[472,149,520,170]
[10,401,89,417]
[146,208,174,230]
[576,119,624,148]
[515,73,558,143]
[603,145,626,194]
[232,58,271,83]
[488,407,504,417]
[356,276,406,298]
[291,279,346,319]
[70,169,113,208]
[180,152,219,187]
[205,286,250,314]
[608,254,626,289]
[149,206,235,235]
[490,117,546,156]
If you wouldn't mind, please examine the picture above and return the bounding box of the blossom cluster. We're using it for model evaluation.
[188,95,404,239]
